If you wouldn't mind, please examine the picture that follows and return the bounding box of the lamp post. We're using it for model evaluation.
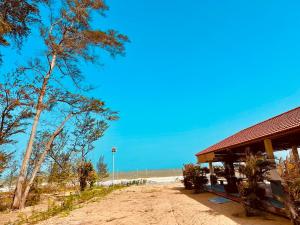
[112,147,117,186]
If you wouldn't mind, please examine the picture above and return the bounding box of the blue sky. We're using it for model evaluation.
[3,0,300,172]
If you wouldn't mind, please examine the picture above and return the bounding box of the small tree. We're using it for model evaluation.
[47,132,75,187]
[13,0,127,209]
[72,113,109,191]
[78,161,96,191]
[97,155,108,181]
[17,95,115,208]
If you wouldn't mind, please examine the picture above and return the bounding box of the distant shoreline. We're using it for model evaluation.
[105,168,182,180]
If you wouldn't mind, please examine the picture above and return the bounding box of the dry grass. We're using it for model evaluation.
[4,186,124,225]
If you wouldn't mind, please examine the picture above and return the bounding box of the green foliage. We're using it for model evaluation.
[0,74,33,137]
[37,0,129,89]
[48,161,73,186]
[0,152,9,176]
[182,164,209,192]
[78,161,97,191]
[97,155,108,181]
[0,0,39,47]
[239,154,274,185]
[182,164,196,190]
[278,155,300,201]
[5,0,126,210]
[0,74,34,177]
[213,166,226,177]
[278,155,300,224]
[238,153,274,216]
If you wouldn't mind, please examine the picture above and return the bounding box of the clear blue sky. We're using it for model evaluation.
[3,0,300,172]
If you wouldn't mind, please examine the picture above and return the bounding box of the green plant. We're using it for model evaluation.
[182,164,196,190]
[78,161,97,191]
[97,155,109,181]
[193,167,209,193]
[214,166,225,177]
[238,153,274,216]
[278,155,300,225]
[182,164,209,192]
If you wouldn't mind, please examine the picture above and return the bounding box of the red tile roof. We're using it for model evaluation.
[196,107,300,156]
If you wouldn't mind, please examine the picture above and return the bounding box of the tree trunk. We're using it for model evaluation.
[20,113,72,209]
[12,55,57,209]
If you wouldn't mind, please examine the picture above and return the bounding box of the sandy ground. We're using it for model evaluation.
[33,183,290,225]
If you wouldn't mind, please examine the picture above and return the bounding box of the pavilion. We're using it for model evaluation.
[195,106,300,215]
[196,106,300,172]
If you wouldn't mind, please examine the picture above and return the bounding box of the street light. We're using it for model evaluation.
[112,147,117,186]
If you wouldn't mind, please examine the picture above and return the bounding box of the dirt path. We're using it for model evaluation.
[35,183,290,225]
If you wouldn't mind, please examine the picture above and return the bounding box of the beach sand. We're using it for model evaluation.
[35,183,290,225]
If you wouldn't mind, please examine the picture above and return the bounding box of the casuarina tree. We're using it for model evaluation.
[12,0,127,209]
[71,112,109,191]
[97,155,108,181]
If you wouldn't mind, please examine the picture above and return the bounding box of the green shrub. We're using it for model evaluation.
[238,153,274,216]
[182,164,209,193]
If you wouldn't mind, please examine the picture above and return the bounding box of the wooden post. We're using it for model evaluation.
[292,145,300,162]
[209,162,214,174]
[264,139,275,160]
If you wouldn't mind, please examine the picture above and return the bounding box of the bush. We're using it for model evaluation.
[238,153,274,216]
[78,161,97,191]
[193,175,208,193]
[183,178,193,190]
[182,164,209,193]
[182,164,196,190]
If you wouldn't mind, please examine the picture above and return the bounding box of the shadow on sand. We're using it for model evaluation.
[172,186,290,225]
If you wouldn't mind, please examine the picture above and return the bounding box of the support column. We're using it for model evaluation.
[264,139,275,161]
[209,162,214,174]
[292,145,300,162]
[264,139,278,181]
[209,161,216,186]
